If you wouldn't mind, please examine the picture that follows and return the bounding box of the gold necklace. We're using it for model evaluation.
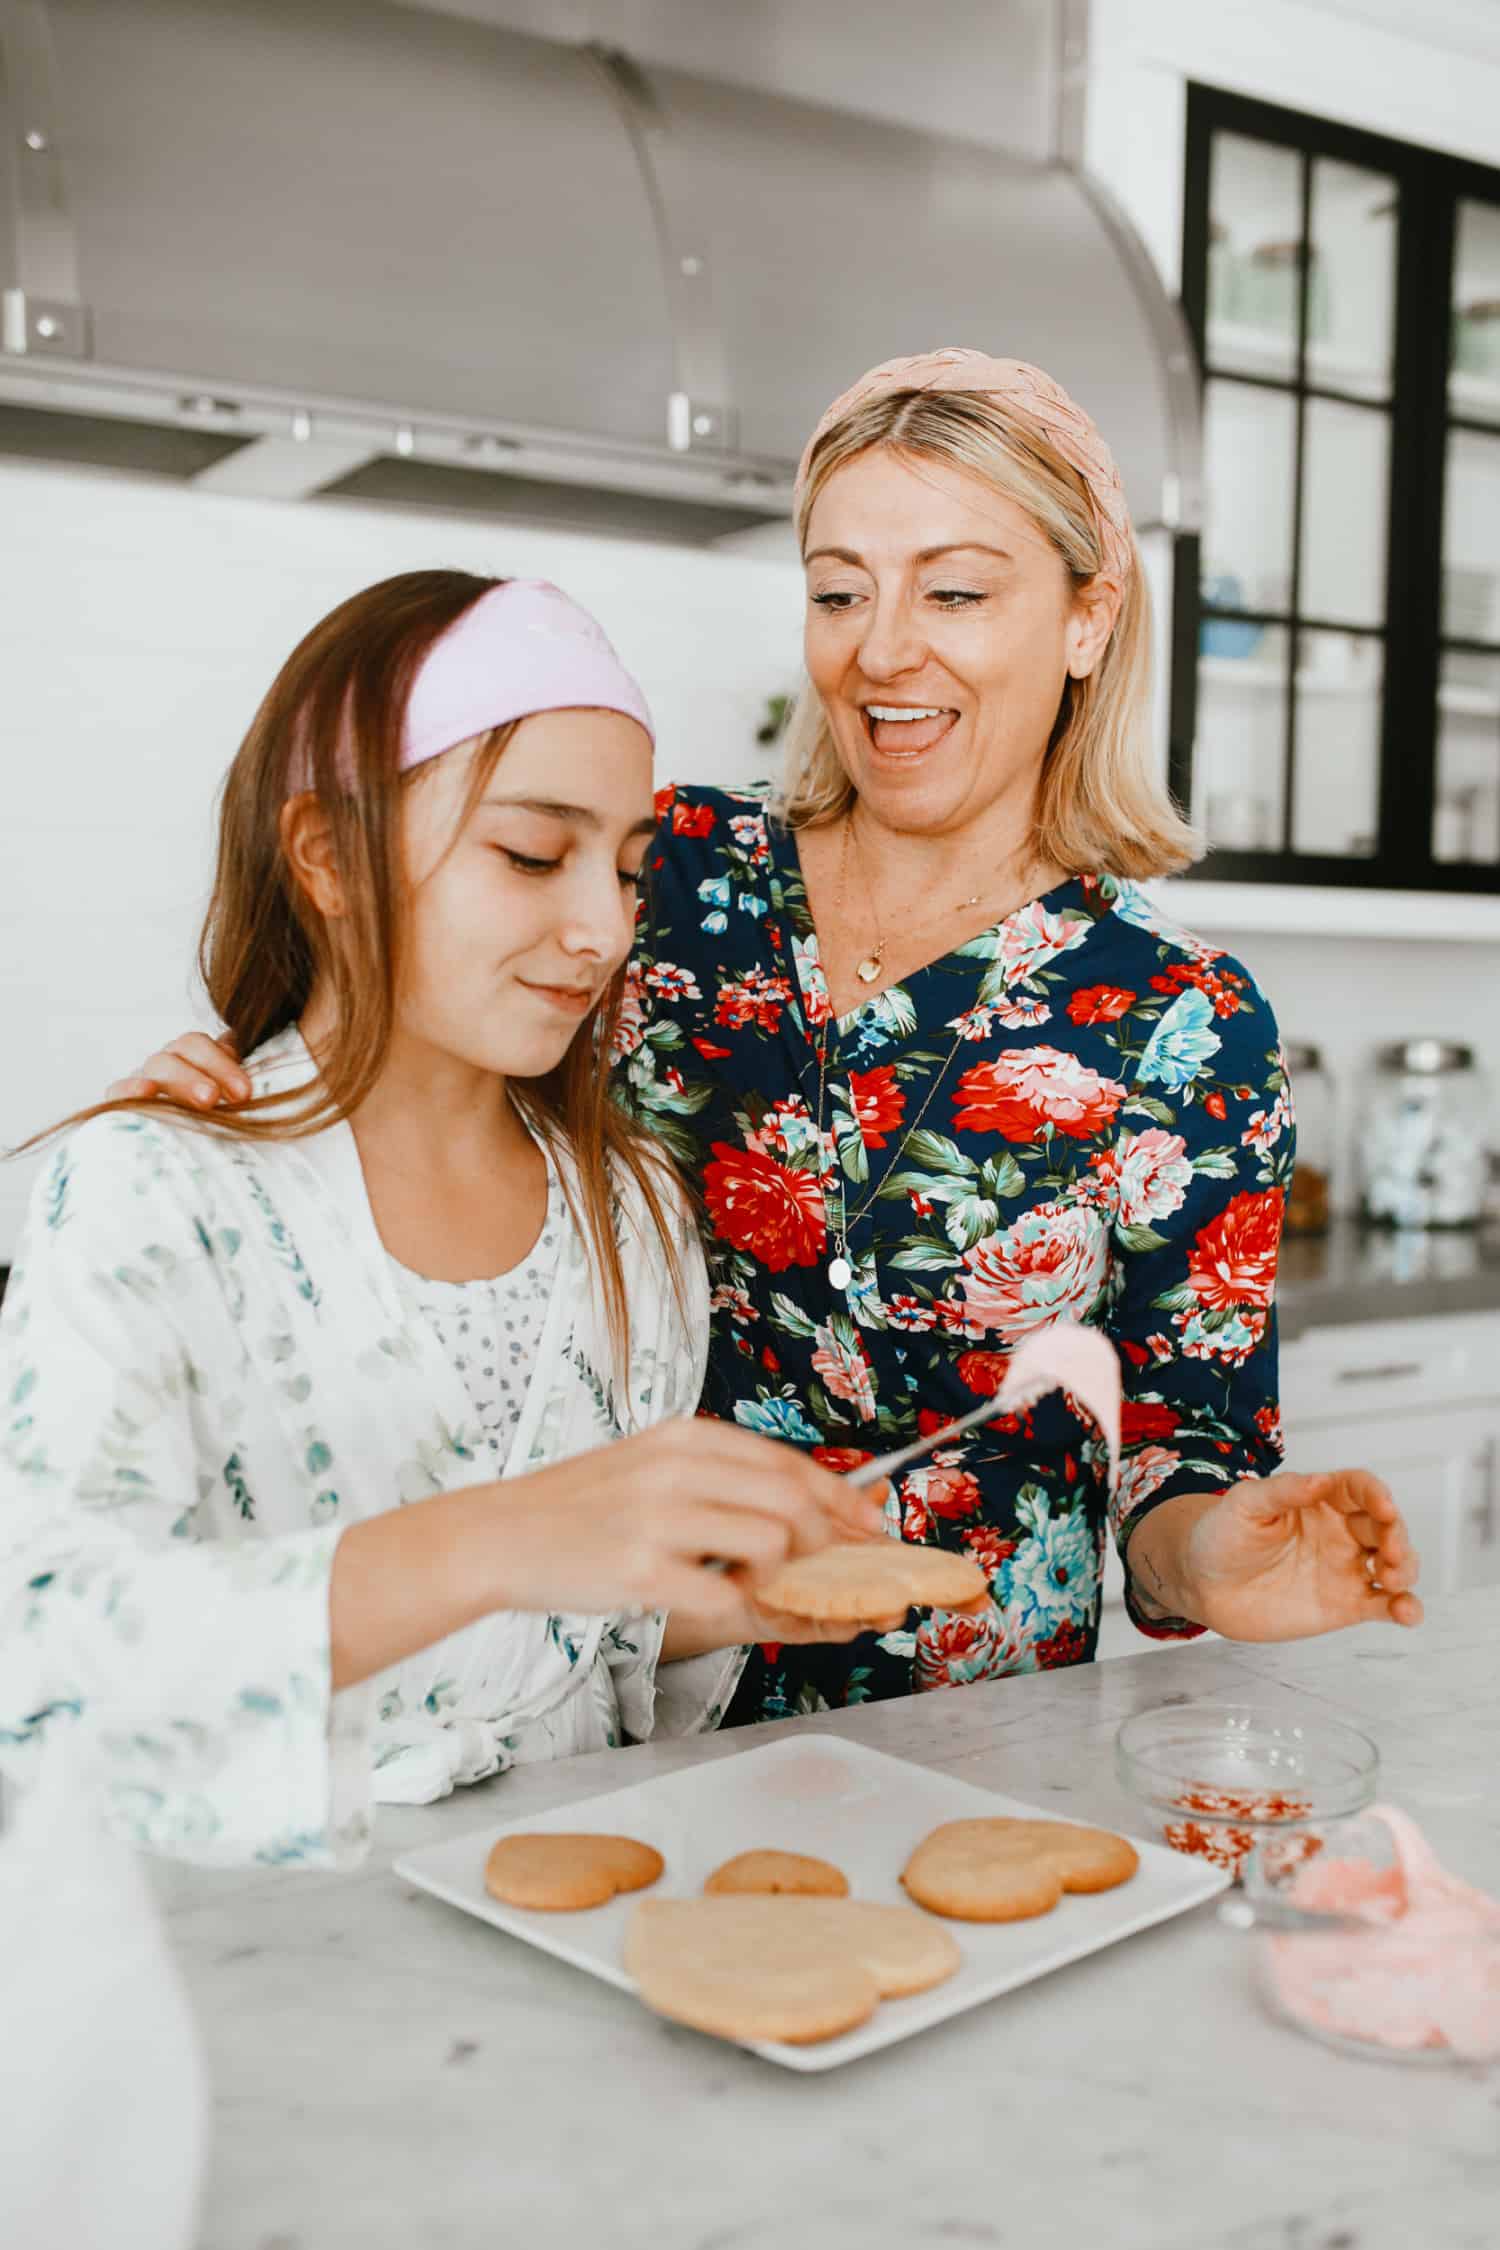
[841,813,1032,988]
[814,1014,971,1294]
[815,817,1041,1295]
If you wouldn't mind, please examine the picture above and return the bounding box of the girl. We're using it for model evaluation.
[0,571,888,1866]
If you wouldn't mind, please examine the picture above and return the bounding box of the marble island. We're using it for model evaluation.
[159,1591,1500,2250]
[1276,1218,1500,1339]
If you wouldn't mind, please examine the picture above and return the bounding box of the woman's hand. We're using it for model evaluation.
[330,1418,890,1690]
[1127,1469,1423,1643]
[107,1031,250,1110]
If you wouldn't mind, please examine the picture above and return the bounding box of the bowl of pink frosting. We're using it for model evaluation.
[1115,1701,1379,1879]
[1240,1805,1500,2066]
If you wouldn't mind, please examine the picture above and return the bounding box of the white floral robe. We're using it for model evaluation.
[0,1031,740,1868]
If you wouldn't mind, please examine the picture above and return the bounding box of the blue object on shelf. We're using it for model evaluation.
[1200,573,1264,660]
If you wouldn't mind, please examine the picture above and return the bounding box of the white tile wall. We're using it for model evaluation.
[12,0,1500,1263]
[5,457,1500,1263]
[0,459,806,1256]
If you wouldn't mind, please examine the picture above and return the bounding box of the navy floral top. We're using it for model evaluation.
[614,785,1292,1723]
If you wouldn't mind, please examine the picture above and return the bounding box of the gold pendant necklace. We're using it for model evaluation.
[843,816,1011,987]
[815,1009,970,1294]
[820,812,1039,1294]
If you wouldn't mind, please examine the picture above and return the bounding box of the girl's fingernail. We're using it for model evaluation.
[194,1080,216,1102]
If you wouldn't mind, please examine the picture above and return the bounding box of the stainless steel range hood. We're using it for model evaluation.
[0,0,1199,541]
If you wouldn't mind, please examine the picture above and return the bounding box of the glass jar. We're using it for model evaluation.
[1283,1040,1334,1236]
[1359,1039,1493,1230]
[1235,1812,1500,2067]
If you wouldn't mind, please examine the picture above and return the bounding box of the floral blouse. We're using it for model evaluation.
[615,785,1292,1722]
[0,1031,736,1865]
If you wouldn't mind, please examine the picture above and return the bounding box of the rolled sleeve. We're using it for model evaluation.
[1104,979,1293,1640]
[0,1127,372,1869]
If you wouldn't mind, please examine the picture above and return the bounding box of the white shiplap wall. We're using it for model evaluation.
[0,459,804,1257]
[8,0,1500,1257]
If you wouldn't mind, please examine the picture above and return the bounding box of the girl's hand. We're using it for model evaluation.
[332,1418,891,1691]
[661,1569,909,1663]
[492,1417,890,1631]
[1132,1469,1423,1642]
[107,1031,249,1110]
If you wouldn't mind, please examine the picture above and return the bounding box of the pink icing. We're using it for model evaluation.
[1267,1805,1500,2059]
[996,1321,1121,1477]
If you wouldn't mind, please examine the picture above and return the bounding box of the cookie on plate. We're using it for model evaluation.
[757,1541,987,1624]
[484,1832,664,1912]
[704,1849,849,1897]
[625,1896,961,2045]
[900,1817,1139,1923]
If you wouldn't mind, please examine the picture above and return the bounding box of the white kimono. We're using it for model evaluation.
[0,1031,742,1868]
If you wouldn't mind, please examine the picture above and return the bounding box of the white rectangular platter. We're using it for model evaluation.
[393,1732,1229,2072]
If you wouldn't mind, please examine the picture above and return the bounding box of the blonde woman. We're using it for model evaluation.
[112,351,1423,1729]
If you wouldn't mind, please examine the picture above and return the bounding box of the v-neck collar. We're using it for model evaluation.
[765,811,1099,1045]
[246,1026,579,1487]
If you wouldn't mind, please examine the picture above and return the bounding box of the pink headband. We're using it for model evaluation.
[794,348,1134,587]
[399,578,654,771]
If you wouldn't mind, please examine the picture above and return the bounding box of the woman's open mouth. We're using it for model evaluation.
[862,703,960,757]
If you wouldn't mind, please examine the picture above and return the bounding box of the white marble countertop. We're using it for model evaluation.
[159,1592,1500,2250]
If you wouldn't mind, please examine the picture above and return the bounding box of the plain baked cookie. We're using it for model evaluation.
[757,1541,987,1623]
[625,1897,962,2045]
[704,1849,849,1897]
[900,1817,1139,1923]
[484,1833,665,1912]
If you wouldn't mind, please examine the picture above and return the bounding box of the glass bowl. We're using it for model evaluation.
[1236,1813,1500,2066]
[1114,1700,1378,1880]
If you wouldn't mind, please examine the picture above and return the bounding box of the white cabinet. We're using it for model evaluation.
[1281,1313,1500,1595]
[1097,1307,1500,1659]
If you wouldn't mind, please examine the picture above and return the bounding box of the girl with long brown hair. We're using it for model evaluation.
[0,571,886,1865]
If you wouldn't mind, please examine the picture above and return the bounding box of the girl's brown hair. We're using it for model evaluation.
[34,569,684,1370]
[779,389,1201,878]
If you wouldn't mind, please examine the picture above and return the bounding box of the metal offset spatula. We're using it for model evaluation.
[846,1322,1122,1493]
[846,1392,1015,1491]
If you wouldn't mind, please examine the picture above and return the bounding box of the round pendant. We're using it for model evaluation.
[828,1255,854,1290]
[855,955,882,985]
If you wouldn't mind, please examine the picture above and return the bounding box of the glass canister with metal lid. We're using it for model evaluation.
[1283,1041,1334,1236]
[1358,1039,1493,1230]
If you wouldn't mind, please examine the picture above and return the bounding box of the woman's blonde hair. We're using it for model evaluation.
[777,389,1200,879]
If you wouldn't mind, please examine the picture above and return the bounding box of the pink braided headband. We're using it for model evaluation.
[794,348,1134,587]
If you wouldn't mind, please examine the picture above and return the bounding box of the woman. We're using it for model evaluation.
[111,352,1422,1729]
[0,571,889,1865]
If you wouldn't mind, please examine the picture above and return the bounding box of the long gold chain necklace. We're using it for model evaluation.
[813,817,1039,1296]
[815,1015,969,1293]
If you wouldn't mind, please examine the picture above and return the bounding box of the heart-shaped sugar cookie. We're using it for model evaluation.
[625,1896,961,2044]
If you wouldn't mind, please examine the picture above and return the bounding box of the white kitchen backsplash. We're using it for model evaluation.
[3,456,1499,1261]
[0,458,805,1255]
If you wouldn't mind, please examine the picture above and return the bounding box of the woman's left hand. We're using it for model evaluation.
[1137,1469,1423,1641]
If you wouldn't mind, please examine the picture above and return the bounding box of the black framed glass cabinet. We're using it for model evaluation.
[1173,85,1500,894]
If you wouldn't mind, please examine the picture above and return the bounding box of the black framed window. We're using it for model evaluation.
[1172,86,1500,894]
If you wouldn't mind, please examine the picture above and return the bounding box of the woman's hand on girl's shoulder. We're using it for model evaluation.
[107,1032,251,1111]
